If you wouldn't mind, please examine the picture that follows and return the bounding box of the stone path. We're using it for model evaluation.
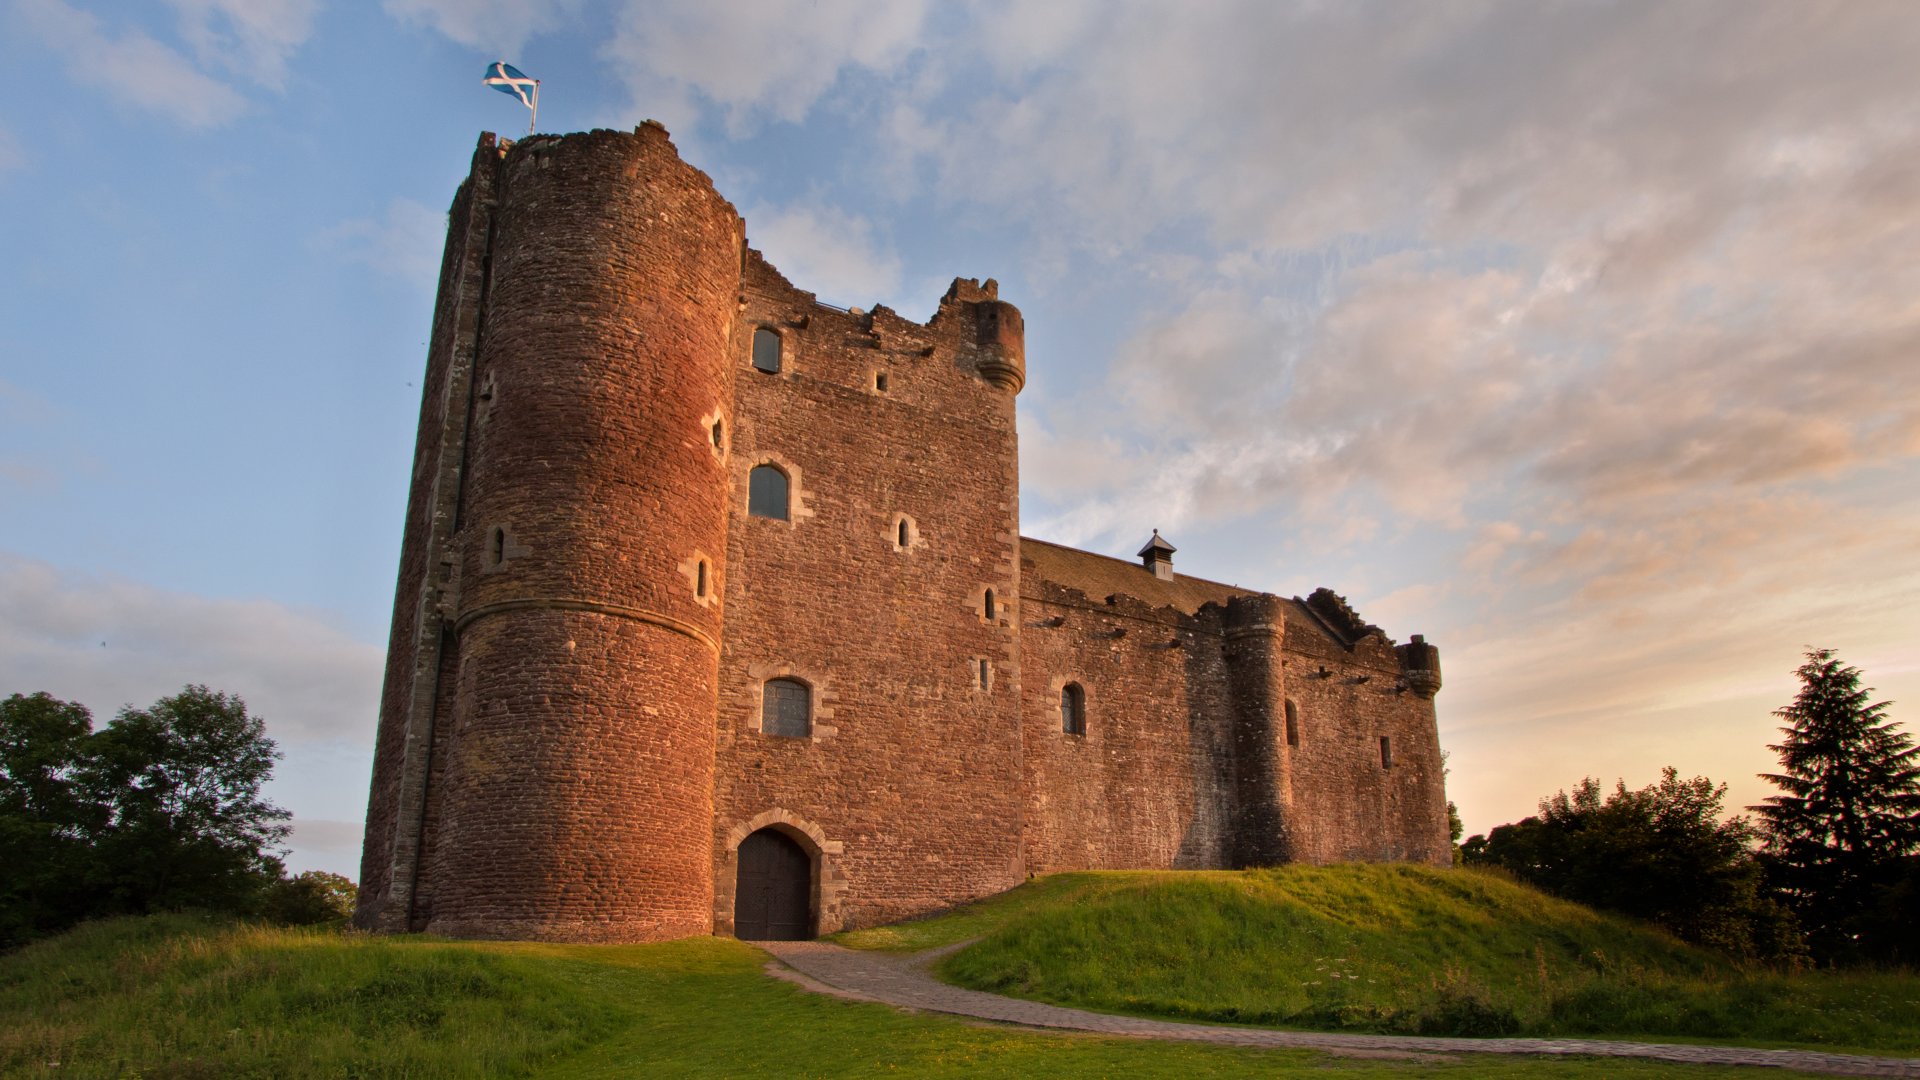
[759,940,1920,1078]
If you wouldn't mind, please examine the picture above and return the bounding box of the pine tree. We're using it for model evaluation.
[1753,649,1920,961]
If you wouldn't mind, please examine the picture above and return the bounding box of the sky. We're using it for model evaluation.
[2,0,1916,878]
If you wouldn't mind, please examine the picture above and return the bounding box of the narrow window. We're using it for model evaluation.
[489,526,506,567]
[875,372,889,392]
[898,520,910,547]
[984,589,996,622]
[1061,683,1086,735]
[978,659,990,690]
[752,328,782,373]
[1379,736,1393,769]
[1285,700,1300,747]
[695,559,709,598]
[763,678,810,738]
[748,465,790,520]
[711,419,725,451]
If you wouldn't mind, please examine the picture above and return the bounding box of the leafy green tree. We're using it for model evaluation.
[80,685,292,916]
[0,686,293,946]
[265,870,359,925]
[1753,649,1920,962]
[0,693,99,945]
[1463,768,1799,959]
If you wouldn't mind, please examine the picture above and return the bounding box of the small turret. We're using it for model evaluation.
[939,277,1025,393]
[1397,634,1443,698]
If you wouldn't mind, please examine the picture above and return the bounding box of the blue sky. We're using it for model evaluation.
[4,0,1917,877]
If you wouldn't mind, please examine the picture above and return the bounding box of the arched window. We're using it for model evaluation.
[1060,682,1086,735]
[898,520,909,547]
[984,588,997,622]
[695,558,709,599]
[710,419,725,452]
[752,328,782,373]
[1285,699,1300,747]
[763,678,810,738]
[749,464,789,520]
[488,526,506,567]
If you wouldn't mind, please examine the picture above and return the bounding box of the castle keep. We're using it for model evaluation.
[356,125,1451,943]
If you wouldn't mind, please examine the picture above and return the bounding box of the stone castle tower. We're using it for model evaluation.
[357,125,1450,943]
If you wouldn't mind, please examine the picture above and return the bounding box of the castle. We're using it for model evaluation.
[355,125,1450,943]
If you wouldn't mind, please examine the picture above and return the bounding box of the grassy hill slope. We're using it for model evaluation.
[4,912,1812,1079]
[839,865,1919,1053]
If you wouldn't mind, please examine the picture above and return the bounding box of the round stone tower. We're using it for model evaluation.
[424,125,744,941]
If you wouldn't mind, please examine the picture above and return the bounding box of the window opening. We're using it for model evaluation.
[978,659,990,690]
[696,559,709,598]
[898,520,909,547]
[984,589,996,621]
[749,465,790,520]
[752,328,782,373]
[1061,683,1086,735]
[875,372,889,392]
[763,678,811,738]
[1285,700,1300,747]
[489,527,505,567]
[711,419,724,451]
[1379,736,1393,769]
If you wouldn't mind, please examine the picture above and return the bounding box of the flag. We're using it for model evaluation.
[483,62,538,109]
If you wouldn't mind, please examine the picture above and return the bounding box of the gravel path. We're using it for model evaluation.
[759,940,1920,1077]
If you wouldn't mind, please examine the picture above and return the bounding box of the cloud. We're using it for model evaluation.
[314,197,446,284]
[285,818,365,876]
[164,0,318,90]
[0,553,383,747]
[745,200,904,309]
[13,0,249,128]
[383,0,581,55]
[603,0,933,131]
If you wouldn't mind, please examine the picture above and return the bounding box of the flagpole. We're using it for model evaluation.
[529,81,540,136]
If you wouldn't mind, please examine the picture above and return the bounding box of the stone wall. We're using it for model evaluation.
[710,263,1029,934]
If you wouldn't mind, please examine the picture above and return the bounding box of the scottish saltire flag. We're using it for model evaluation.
[483,62,537,108]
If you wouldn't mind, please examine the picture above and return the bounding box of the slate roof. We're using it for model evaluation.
[1018,536,1250,614]
[1018,536,1363,648]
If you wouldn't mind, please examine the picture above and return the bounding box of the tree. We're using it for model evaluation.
[1463,768,1799,958]
[0,693,99,945]
[264,870,358,925]
[0,686,293,946]
[1752,649,1920,962]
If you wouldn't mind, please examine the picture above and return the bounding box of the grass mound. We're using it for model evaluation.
[848,865,1919,1053]
[0,913,622,1077]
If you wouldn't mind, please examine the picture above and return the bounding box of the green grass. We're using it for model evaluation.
[0,912,1845,1079]
[856,865,1920,1055]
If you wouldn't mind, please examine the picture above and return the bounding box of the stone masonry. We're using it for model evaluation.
[355,125,1451,943]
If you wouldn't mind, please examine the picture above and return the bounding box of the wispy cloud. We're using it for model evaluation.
[314,197,446,284]
[383,0,581,56]
[0,553,383,747]
[164,0,318,91]
[746,200,904,310]
[13,0,249,128]
[603,0,932,133]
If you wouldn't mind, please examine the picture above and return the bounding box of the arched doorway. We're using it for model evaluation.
[734,828,812,940]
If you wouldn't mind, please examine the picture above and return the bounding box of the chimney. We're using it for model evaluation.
[1137,530,1177,581]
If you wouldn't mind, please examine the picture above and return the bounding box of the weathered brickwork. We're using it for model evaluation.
[357,125,1450,944]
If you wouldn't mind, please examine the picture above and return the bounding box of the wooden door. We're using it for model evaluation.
[734,828,812,940]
